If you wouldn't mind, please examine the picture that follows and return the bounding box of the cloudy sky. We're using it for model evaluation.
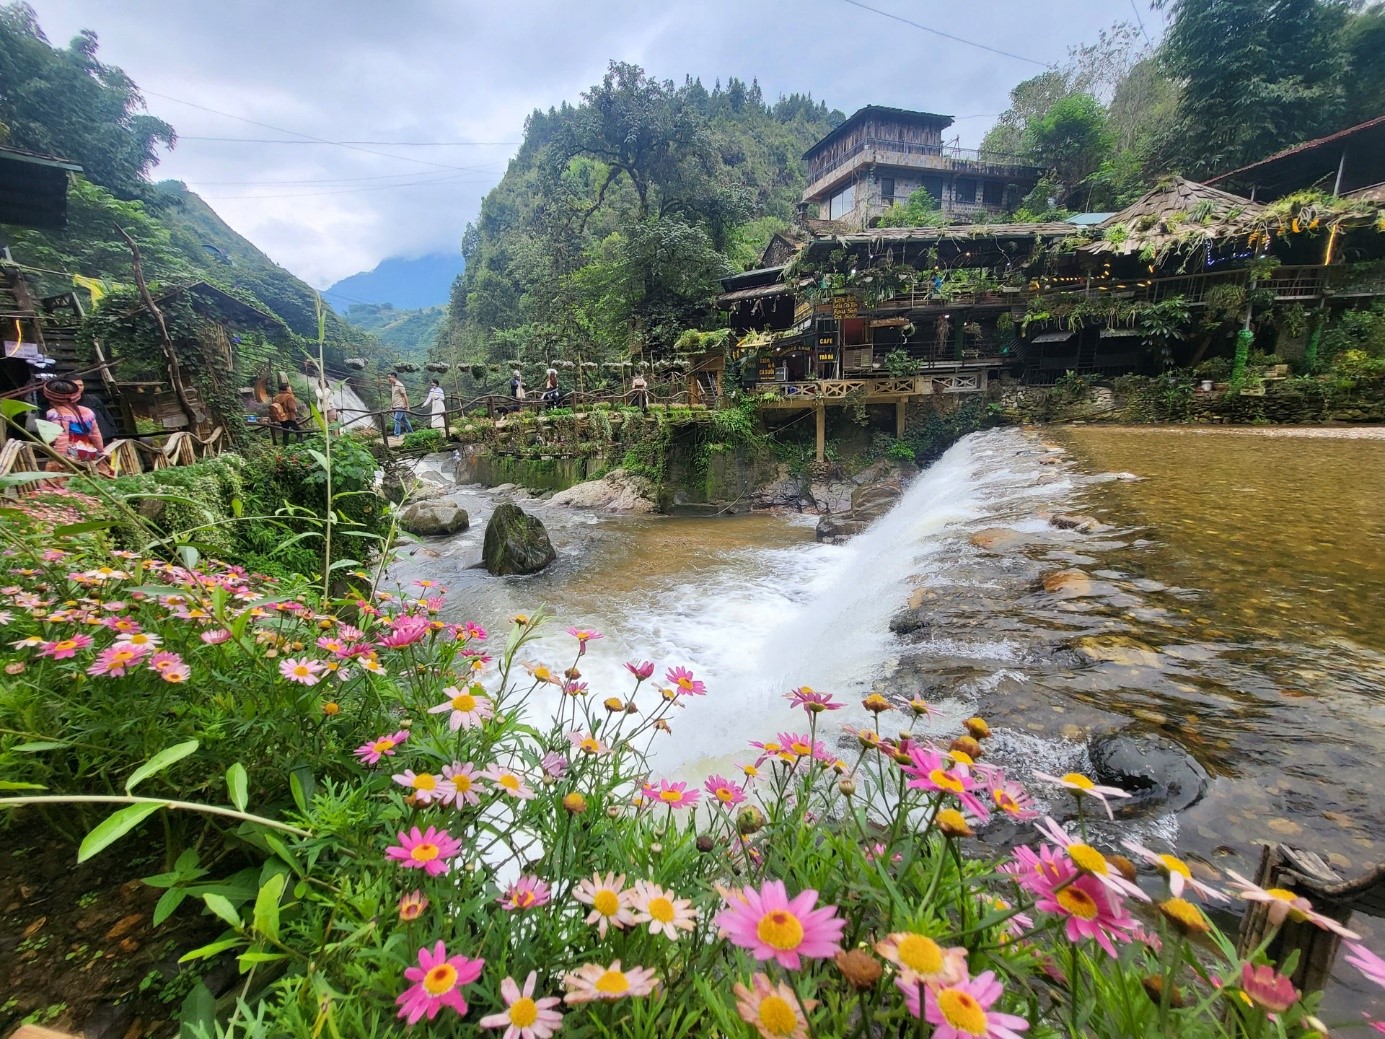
[36,0,1163,289]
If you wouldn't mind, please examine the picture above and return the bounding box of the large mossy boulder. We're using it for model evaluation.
[482,503,556,575]
[398,501,469,537]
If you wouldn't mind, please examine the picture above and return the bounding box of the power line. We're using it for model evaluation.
[181,135,520,147]
[835,0,1049,67]
[199,171,492,201]
[1129,0,1154,48]
[144,89,484,173]
[185,162,502,187]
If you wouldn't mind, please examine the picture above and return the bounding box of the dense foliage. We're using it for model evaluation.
[440,63,841,371]
[343,303,447,357]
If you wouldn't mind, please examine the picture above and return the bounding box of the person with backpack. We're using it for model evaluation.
[271,382,305,443]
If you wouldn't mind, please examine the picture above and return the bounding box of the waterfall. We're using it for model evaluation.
[334,381,375,431]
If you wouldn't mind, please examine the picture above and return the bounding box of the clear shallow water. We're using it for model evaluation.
[392,426,1385,1010]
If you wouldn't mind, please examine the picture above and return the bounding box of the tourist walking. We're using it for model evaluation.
[630,371,649,413]
[426,379,446,429]
[388,372,413,436]
[542,367,560,407]
[508,369,525,411]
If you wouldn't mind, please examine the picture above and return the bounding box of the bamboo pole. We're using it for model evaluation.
[114,225,199,432]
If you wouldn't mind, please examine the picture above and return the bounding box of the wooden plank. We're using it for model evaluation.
[814,403,825,463]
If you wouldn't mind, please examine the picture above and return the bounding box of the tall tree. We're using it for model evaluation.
[0,2,176,196]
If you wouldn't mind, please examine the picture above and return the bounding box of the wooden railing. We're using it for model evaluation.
[0,426,228,495]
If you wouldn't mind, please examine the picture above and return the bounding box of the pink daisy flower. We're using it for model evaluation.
[392,769,451,805]
[902,746,991,820]
[442,762,483,806]
[160,662,190,684]
[1121,840,1228,902]
[1033,867,1138,957]
[1003,841,1070,895]
[355,730,409,765]
[540,751,568,779]
[385,826,462,876]
[115,631,161,651]
[395,940,484,1025]
[715,879,845,970]
[39,634,93,659]
[642,779,699,809]
[565,627,604,655]
[1224,870,1360,939]
[981,769,1038,821]
[562,961,659,1004]
[1347,943,1385,989]
[909,970,1028,1039]
[665,665,706,696]
[1032,770,1131,821]
[1034,817,1149,902]
[482,764,535,800]
[86,644,145,678]
[574,872,636,936]
[568,731,611,756]
[378,616,429,649]
[427,684,495,730]
[462,621,487,641]
[624,660,655,681]
[479,972,563,1039]
[279,656,326,686]
[786,686,842,713]
[704,774,747,808]
[629,880,696,940]
[498,875,552,912]
[1240,963,1298,1014]
[200,628,231,645]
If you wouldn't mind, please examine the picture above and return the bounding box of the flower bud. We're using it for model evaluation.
[562,792,587,814]
[1110,854,1139,884]
[323,701,341,716]
[1157,897,1210,936]
[838,777,857,798]
[963,716,991,739]
[606,805,621,818]
[834,949,882,990]
[603,697,624,712]
[696,835,715,853]
[649,843,662,855]
[949,735,982,760]
[565,667,581,680]
[936,808,974,838]
[862,693,892,714]
[737,806,766,835]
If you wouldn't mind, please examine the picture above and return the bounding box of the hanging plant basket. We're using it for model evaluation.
[345,358,368,371]
[395,362,420,373]
[471,364,486,379]
[424,361,450,373]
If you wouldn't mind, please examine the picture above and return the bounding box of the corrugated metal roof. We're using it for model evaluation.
[1030,331,1074,343]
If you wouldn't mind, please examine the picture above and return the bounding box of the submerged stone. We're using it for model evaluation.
[1089,731,1209,814]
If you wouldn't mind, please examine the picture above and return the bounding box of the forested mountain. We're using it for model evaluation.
[438,64,842,367]
[0,2,377,357]
[327,253,465,310]
[341,302,445,356]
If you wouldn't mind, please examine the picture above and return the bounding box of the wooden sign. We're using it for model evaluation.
[831,296,859,319]
[817,352,836,362]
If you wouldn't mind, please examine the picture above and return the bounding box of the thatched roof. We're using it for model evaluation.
[1083,177,1262,257]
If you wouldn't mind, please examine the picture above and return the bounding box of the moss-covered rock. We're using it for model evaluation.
[482,503,556,575]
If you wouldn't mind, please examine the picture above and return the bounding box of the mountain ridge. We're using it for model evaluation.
[325,252,465,310]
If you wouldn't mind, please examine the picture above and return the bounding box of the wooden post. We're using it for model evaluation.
[895,399,907,439]
[115,225,199,432]
[814,403,825,463]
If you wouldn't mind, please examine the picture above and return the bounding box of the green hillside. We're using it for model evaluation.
[341,302,445,357]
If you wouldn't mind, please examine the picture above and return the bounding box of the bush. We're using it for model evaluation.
[399,429,447,452]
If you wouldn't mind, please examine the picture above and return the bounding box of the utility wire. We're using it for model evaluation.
[186,162,502,187]
[1129,0,1154,47]
[181,135,520,147]
[144,89,485,173]
[836,0,1049,67]
[199,170,491,201]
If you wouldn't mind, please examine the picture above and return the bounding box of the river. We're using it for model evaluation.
[391,425,1385,1010]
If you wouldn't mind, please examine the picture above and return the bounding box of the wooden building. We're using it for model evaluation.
[1208,114,1385,202]
[801,106,1045,229]
[0,145,82,230]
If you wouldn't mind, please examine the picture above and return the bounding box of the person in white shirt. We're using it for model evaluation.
[426,379,446,429]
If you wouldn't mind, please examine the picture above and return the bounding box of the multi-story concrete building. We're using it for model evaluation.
[800,106,1044,228]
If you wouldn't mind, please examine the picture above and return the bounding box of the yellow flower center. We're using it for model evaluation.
[453,774,472,792]
[677,677,693,690]
[1159,897,1209,933]
[423,963,457,996]
[54,640,77,652]
[994,790,1020,814]
[929,769,965,795]
[1158,854,1191,879]
[593,889,620,916]
[756,910,804,951]
[595,970,629,995]
[757,994,798,1036]
[293,664,312,677]
[659,789,682,803]
[716,787,735,802]
[581,738,600,753]
[1056,886,1100,920]
[400,902,422,921]
[648,896,675,923]
[165,671,185,683]
[413,774,437,791]
[513,890,535,907]
[450,693,476,712]
[1060,772,1095,790]
[1265,887,1299,903]
[791,741,811,756]
[499,774,520,791]
[533,667,552,681]
[373,738,396,753]
[508,998,539,1027]
[896,934,944,975]
[937,988,987,1035]
[1067,843,1109,875]
[410,842,440,863]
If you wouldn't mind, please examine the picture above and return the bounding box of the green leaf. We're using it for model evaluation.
[288,767,314,815]
[54,519,116,536]
[78,802,165,862]
[307,448,330,471]
[179,980,216,1039]
[202,893,242,928]
[226,762,248,812]
[125,739,200,794]
[153,887,188,926]
[0,780,46,790]
[10,740,68,753]
[252,872,285,942]
[0,398,35,420]
[237,951,287,972]
[33,417,61,444]
[231,496,244,518]
[178,938,241,964]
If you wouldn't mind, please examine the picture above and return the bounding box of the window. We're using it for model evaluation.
[880,177,895,203]
[828,183,856,220]
[982,180,1004,206]
[920,175,945,203]
[954,177,977,204]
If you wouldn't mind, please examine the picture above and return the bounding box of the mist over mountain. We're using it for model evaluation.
[324,252,465,310]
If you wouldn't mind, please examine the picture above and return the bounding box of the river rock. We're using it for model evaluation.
[482,502,556,575]
[1041,569,1096,597]
[1070,634,1163,667]
[1050,513,1106,533]
[850,466,913,521]
[548,469,657,513]
[398,501,469,537]
[808,479,854,514]
[815,514,867,544]
[970,527,1026,552]
[1089,732,1209,814]
[752,464,808,510]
